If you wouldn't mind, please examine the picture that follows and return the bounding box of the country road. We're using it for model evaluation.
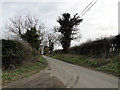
[43,55,119,88]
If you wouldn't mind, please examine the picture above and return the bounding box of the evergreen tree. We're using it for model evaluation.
[57,13,83,53]
[22,27,40,51]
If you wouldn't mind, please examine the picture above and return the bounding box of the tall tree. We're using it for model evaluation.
[56,13,83,53]
[22,27,40,50]
[5,15,45,50]
[47,33,58,54]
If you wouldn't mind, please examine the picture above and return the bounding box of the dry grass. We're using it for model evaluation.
[2,56,48,86]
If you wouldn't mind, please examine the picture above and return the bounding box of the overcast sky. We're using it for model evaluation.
[0,0,119,49]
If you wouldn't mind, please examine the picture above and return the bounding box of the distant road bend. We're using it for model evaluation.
[43,55,118,88]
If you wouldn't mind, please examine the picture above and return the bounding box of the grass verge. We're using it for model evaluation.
[98,62,119,75]
[48,54,119,77]
[2,55,48,86]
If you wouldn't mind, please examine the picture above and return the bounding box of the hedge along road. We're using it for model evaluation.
[43,55,118,88]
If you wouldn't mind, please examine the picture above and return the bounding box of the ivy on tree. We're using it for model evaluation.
[57,13,83,53]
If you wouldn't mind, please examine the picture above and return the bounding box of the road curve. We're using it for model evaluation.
[43,55,118,88]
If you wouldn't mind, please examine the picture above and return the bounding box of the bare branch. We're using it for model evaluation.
[5,15,45,40]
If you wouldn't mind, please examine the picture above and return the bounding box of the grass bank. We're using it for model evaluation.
[2,56,47,86]
[48,54,119,77]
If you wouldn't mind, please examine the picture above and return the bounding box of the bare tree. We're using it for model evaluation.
[5,15,45,39]
[47,29,60,54]
[5,15,45,51]
[48,33,56,54]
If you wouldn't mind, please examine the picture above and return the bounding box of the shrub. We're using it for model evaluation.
[2,39,25,69]
[69,35,120,59]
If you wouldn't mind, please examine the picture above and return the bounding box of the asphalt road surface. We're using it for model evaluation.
[43,55,119,88]
[3,64,65,88]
